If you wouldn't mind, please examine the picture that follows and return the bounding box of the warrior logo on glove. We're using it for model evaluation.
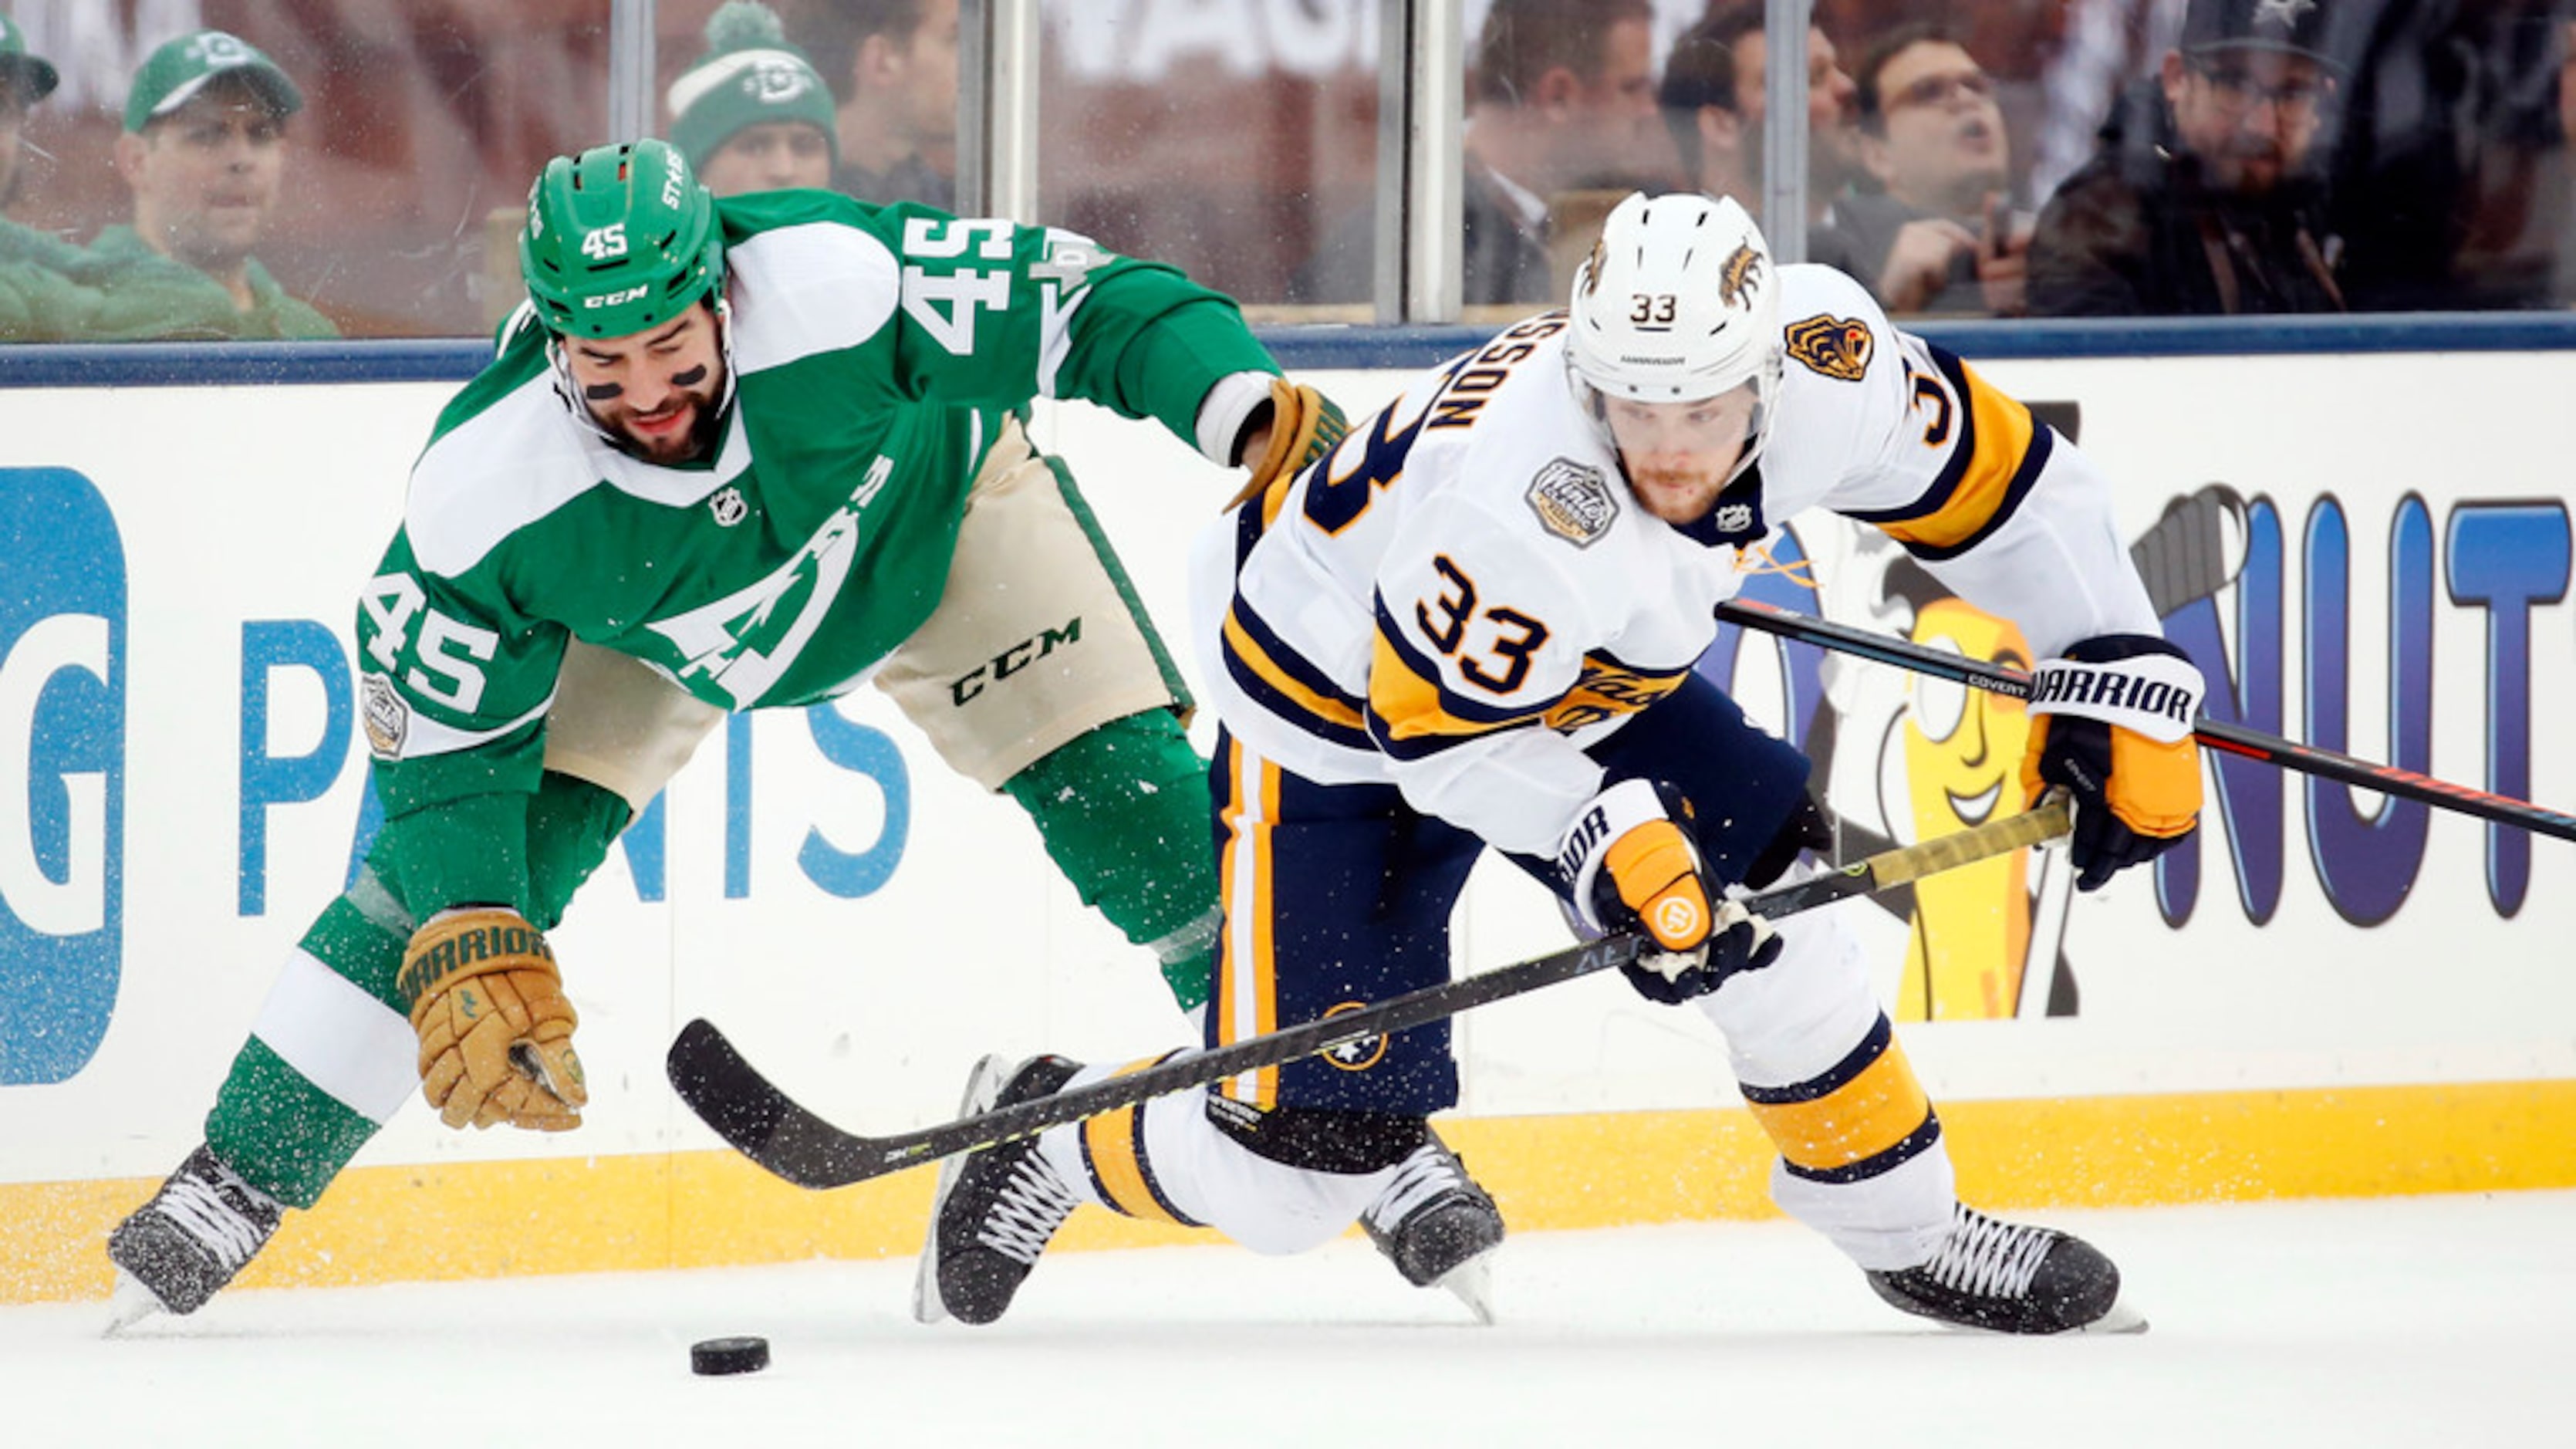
[401,907,589,1131]
[1649,893,1704,944]
[2021,634,2206,891]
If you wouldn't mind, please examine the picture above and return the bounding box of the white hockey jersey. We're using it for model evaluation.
[1190,264,2157,856]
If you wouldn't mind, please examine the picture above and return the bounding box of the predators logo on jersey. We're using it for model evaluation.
[1525,458,1619,547]
[1719,241,1764,306]
[1787,314,1874,381]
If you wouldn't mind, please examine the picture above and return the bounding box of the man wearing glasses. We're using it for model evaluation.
[2025,0,2344,316]
[1814,24,2029,317]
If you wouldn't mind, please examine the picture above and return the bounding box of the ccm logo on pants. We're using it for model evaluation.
[950,617,1083,706]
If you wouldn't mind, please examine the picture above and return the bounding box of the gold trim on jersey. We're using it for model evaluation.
[1223,605,1368,737]
[1873,352,2041,554]
[1541,654,1693,732]
[1367,629,1530,752]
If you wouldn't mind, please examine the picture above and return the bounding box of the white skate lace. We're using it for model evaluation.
[975,1153,1079,1265]
[1922,1207,2055,1300]
[1363,1140,1467,1231]
[156,1167,273,1272]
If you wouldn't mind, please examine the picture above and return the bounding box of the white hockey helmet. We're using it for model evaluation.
[1566,191,1782,456]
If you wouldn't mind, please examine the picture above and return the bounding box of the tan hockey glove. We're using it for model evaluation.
[1227,378,1349,508]
[400,907,588,1131]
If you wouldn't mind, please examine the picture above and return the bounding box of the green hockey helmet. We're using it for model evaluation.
[520,138,724,339]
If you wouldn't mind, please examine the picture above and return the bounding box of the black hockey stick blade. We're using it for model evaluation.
[1716,597,2576,844]
[667,800,2071,1191]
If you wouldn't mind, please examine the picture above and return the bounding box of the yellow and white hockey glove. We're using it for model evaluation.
[1558,779,1781,1004]
[400,907,588,1131]
[2020,633,2206,891]
[1228,378,1349,508]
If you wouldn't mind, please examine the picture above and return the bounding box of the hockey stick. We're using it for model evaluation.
[1716,597,2576,844]
[667,799,2071,1191]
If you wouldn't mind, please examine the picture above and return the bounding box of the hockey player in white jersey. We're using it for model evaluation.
[924,191,2201,1333]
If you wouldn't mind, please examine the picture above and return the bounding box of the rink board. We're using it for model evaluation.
[2,345,2572,1304]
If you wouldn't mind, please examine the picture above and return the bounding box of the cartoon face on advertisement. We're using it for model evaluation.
[1896,598,2045,1021]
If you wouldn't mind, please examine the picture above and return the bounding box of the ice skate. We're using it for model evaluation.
[1360,1129,1506,1323]
[104,1145,282,1330]
[1865,1203,2144,1335]
[912,1053,1011,1325]
[926,1055,1083,1326]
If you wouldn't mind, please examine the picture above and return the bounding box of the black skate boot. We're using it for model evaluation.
[1361,1130,1505,1322]
[927,1054,1083,1326]
[912,1054,1009,1325]
[106,1145,283,1328]
[1865,1203,2141,1335]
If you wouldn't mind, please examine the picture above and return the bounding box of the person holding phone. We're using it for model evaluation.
[1811,22,2031,317]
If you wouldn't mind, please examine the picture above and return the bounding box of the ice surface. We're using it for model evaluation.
[8,1191,2570,1447]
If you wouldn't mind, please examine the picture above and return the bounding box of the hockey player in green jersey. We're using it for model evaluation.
[106,137,1501,1323]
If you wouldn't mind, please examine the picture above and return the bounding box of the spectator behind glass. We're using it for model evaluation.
[2026,0,2345,316]
[1288,0,1666,307]
[1815,24,2031,316]
[786,0,958,208]
[0,10,52,220]
[0,10,91,340]
[2319,1,2565,311]
[100,30,335,339]
[1657,1,1860,228]
[668,1,839,198]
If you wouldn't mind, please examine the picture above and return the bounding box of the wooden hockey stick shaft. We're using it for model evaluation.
[1716,597,2576,844]
[667,800,2071,1191]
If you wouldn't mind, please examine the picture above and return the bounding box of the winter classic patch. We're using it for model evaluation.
[1525,458,1618,547]
[362,672,409,758]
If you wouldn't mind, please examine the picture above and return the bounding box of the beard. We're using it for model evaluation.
[1624,460,1728,525]
[620,397,722,464]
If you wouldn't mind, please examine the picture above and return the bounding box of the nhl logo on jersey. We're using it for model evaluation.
[1786,314,1874,381]
[361,672,408,758]
[709,485,748,526]
[1526,458,1618,547]
[1713,502,1756,534]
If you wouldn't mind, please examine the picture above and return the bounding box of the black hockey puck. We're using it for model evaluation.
[690,1336,770,1376]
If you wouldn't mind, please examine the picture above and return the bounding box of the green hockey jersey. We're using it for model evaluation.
[358,189,1278,912]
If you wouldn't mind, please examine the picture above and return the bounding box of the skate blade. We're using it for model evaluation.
[2075,1299,2149,1336]
[102,1271,166,1336]
[1432,1250,1498,1326]
[911,1054,1011,1326]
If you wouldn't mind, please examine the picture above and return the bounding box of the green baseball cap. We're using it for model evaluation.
[124,29,303,133]
[0,14,59,106]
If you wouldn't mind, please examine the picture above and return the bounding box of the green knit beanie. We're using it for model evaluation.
[666,2,839,169]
